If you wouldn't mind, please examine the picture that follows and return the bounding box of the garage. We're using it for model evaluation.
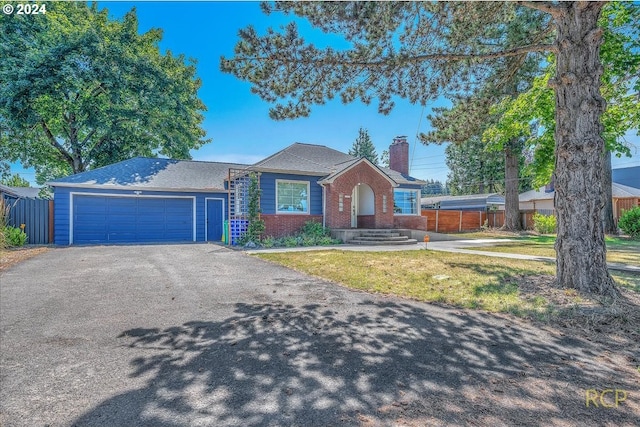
[72,195,194,244]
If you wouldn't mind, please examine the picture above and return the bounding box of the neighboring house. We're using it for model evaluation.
[612,166,640,189]
[0,184,42,201]
[519,181,640,221]
[421,193,505,211]
[48,137,425,245]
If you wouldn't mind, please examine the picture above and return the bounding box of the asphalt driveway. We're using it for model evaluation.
[1,244,638,426]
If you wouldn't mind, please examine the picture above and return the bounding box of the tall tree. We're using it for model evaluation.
[484,3,639,234]
[0,2,209,184]
[221,1,630,297]
[348,127,379,165]
[1,174,30,188]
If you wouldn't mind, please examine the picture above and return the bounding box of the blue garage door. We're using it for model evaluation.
[73,195,193,244]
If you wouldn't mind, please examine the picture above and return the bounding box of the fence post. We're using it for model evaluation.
[459,210,462,232]
[435,210,439,233]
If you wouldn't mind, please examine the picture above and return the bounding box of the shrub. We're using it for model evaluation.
[618,206,640,238]
[258,221,341,248]
[533,213,556,234]
[3,226,28,247]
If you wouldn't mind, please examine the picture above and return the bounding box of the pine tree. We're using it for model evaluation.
[348,128,379,165]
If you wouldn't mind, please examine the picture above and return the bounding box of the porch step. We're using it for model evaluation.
[347,237,419,246]
[347,230,418,245]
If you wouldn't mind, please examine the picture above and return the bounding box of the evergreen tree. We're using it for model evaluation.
[348,128,379,165]
[221,1,633,296]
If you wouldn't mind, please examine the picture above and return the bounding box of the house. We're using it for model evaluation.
[420,193,505,211]
[612,166,640,189]
[48,137,426,245]
[519,181,640,222]
[0,184,43,201]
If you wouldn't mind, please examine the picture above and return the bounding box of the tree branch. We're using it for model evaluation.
[41,121,74,167]
[232,43,556,68]
[517,1,565,17]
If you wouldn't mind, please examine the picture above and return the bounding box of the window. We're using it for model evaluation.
[276,180,310,214]
[393,189,419,215]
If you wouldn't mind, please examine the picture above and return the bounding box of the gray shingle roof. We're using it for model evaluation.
[252,142,424,185]
[47,143,425,191]
[48,157,248,191]
[520,182,640,202]
[0,184,42,199]
[252,142,357,175]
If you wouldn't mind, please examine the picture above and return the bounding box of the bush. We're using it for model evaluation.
[533,213,556,234]
[258,221,341,248]
[618,206,640,238]
[3,226,28,247]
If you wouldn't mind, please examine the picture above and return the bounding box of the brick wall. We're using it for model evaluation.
[389,140,409,175]
[393,215,427,230]
[357,215,376,228]
[325,161,395,229]
[261,214,323,238]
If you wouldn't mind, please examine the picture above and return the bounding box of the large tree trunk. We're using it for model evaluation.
[553,2,619,297]
[502,139,522,231]
[601,149,617,234]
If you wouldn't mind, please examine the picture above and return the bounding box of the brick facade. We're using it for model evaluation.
[324,161,395,229]
[262,214,323,238]
[393,215,427,230]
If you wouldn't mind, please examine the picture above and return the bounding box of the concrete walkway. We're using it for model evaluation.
[246,238,640,274]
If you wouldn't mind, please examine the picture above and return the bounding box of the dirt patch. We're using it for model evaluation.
[517,274,640,349]
[0,246,49,272]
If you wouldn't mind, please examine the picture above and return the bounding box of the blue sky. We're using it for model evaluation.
[9,1,639,185]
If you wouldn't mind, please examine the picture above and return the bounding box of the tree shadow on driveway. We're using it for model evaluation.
[74,300,639,426]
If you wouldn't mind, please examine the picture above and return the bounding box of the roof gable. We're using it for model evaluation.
[318,158,399,187]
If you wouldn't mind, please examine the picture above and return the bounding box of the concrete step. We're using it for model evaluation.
[347,239,419,246]
[356,235,408,241]
[360,232,402,238]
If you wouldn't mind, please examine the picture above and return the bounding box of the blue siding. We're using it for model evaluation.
[259,173,323,215]
[53,187,228,245]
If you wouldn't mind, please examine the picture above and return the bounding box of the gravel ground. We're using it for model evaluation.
[0,244,638,426]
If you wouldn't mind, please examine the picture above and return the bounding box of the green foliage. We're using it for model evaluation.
[239,173,265,245]
[1,173,30,187]
[258,221,341,248]
[0,2,208,183]
[3,226,28,247]
[0,198,8,249]
[348,128,379,165]
[618,207,640,239]
[533,213,556,235]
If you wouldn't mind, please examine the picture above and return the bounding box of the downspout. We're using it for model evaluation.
[321,183,326,228]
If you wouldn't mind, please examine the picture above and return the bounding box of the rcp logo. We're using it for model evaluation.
[585,389,629,408]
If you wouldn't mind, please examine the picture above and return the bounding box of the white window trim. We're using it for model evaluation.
[393,189,420,216]
[275,179,310,215]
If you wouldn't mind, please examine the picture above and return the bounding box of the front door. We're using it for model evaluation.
[350,187,358,228]
[206,199,224,241]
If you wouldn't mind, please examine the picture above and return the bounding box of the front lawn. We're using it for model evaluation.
[464,235,640,266]
[257,249,640,318]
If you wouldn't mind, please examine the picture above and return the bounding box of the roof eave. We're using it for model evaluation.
[47,182,228,193]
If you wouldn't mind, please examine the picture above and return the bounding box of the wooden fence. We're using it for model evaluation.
[421,209,537,233]
[5,198,53,244]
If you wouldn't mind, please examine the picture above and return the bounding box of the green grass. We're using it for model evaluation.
[464,235,640,266]
[257,250,639,320]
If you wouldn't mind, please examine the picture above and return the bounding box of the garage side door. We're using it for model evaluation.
[73,195,193,244]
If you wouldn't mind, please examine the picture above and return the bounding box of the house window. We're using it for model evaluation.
[339,193,344,212]
[393,189,419,215]
[382,194,387,213]
[276,180,310,214]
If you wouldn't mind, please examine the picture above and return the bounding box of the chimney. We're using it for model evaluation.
[389,135,409,175]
